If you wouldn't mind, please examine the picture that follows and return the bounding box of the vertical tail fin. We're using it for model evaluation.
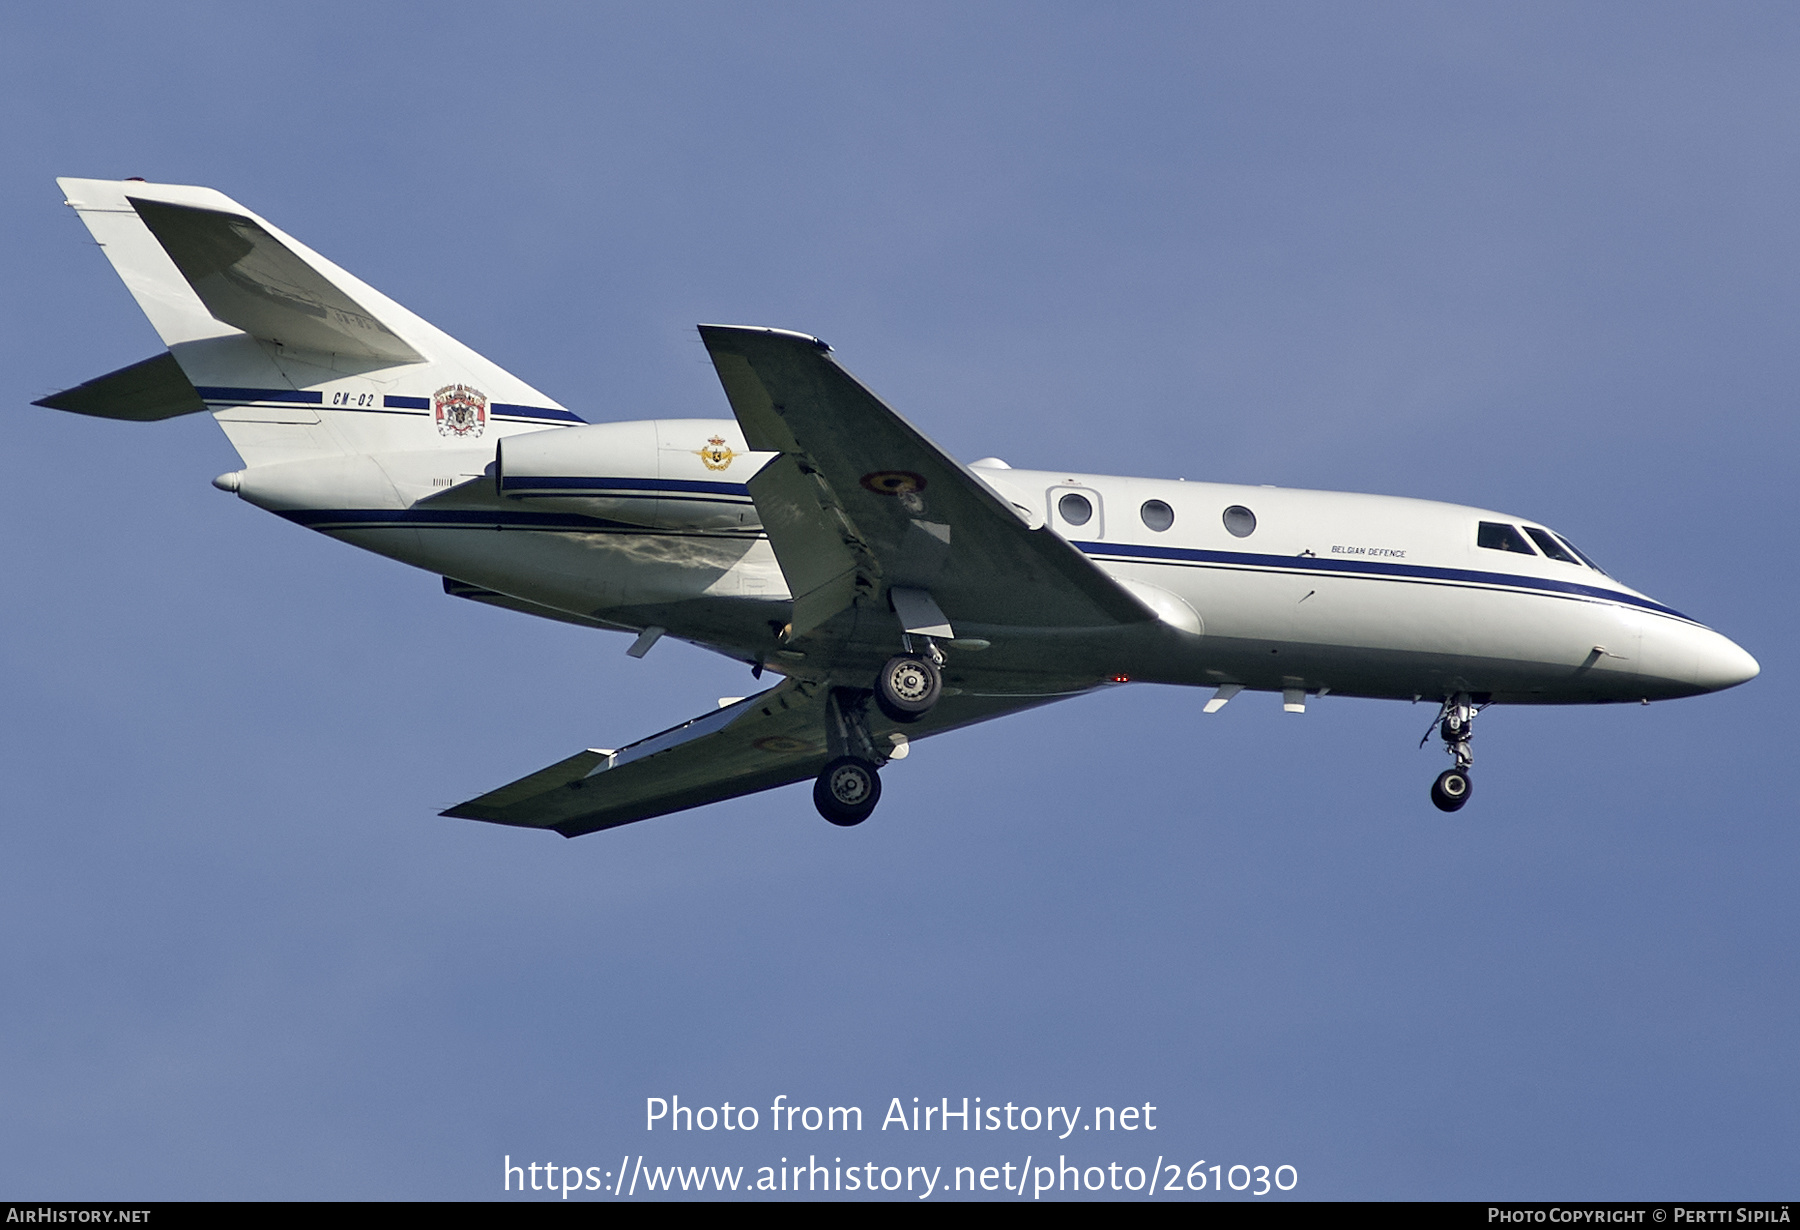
[51,178,581,466]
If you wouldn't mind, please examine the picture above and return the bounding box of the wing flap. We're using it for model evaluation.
[747,453,864,637]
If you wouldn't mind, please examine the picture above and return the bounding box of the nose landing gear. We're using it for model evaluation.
[1422,692,1480,813]
[1431,767,1472,811]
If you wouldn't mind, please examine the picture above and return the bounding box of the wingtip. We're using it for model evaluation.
[697,324,830,352]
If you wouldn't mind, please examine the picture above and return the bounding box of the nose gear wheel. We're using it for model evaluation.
[1431,767,1472,812]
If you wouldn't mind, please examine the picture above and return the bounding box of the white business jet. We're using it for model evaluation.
[39,179,1758,834]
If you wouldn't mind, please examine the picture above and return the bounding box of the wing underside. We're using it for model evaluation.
[443,680,830,837]
[443,680,1068,837]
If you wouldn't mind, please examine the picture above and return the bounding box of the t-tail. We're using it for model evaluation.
[38,178,582,469]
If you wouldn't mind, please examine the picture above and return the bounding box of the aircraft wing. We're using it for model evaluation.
[699,325,1155,639]
[442,678,1072,838]
[442,679,831,837]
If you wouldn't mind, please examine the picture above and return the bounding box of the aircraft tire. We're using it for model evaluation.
[1431,768,1472,812]
[874,655,941,724]
[815,756,882,826]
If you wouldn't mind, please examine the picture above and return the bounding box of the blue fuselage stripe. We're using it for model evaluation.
[197,386,321,404]
[277,508,755,536]
[1073,540,1689,621]
[499,476,751,497]
[491,403,585,423]
[197,388,583,422]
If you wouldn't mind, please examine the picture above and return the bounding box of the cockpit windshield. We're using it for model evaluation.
[1480,520,1609,575]
[1477,521,1535,555]
[1524,527,1579,563]
[1551,533,1608,575]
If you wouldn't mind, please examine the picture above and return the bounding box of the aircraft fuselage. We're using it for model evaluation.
[224,416,1756,710]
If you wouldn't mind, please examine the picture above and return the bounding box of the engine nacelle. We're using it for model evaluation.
[495,419,771,532]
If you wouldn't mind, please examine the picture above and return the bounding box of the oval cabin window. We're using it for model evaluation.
[1222,505,1256,538]
[1140,499,1174,532]
[1058,492,1093,526]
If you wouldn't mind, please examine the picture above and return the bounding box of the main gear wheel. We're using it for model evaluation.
[874,654,941,723]
[814,755,882,826]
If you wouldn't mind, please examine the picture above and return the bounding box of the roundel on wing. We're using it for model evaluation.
[753,735,823,755]
[859,470,927,496]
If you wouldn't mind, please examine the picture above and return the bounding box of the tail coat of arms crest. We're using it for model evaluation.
[434,384,488,438]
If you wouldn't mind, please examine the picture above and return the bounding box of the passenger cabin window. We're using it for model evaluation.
[1477,522,1536,555]
[1222,505,1257,538]
[1140,499,1174,532]
[1058,492,1093,526]
[1524,527,1579,564]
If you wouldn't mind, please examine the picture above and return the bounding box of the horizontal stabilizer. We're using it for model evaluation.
[128,197,423,364]
[33,352,206,421]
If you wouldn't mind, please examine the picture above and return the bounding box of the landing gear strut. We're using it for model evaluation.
[813,688,890,826]
[1423,692,1479,813]
[813,640,947,825]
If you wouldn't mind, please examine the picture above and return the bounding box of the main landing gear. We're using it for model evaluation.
[813,640,948,826]
[874,642,943,724]
[812,688,895,827]
[815,755,881,826]
[1423,692,1480,813]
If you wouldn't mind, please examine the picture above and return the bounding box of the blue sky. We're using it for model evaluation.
[1,2,1793,1200]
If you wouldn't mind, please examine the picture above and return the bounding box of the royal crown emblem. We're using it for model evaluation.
[433,383,487,438]
[695,435,736,471]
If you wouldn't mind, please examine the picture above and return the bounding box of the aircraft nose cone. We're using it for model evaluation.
[1693,630,1759,692]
